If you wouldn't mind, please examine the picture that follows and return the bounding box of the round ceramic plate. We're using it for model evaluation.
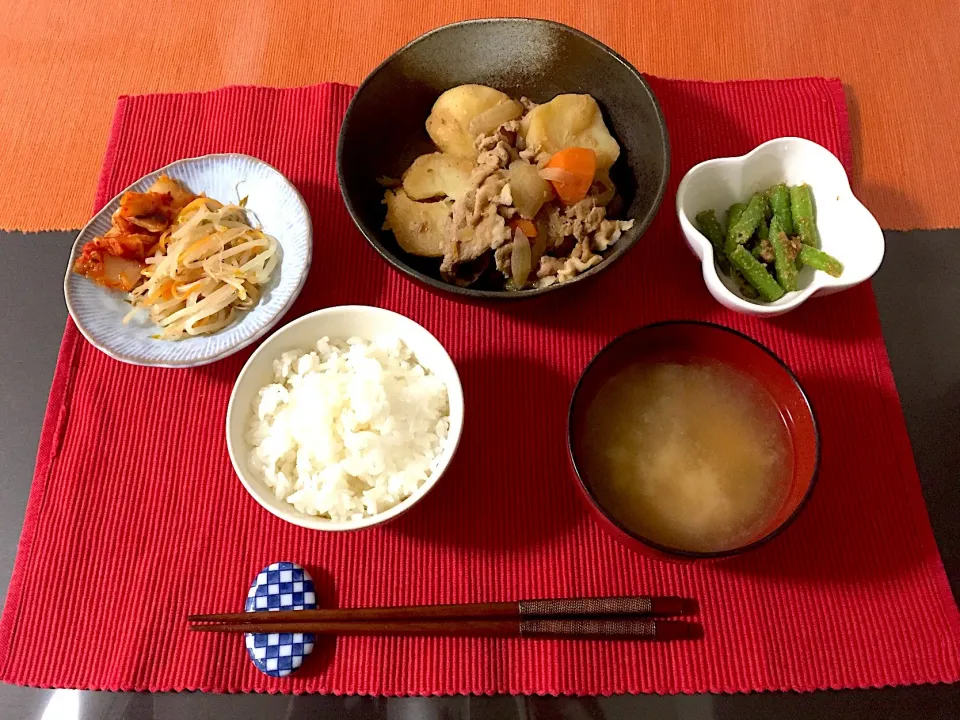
[63,154,312,367]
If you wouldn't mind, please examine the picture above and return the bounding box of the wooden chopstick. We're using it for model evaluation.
[190,618,701,640]
[188,596,693,625]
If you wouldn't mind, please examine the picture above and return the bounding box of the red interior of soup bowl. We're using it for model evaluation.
[567,320,820,560]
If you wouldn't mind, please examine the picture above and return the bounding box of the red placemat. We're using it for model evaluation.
[2,79,958,695]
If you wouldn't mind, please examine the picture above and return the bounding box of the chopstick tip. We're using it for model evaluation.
[656,620,704,640]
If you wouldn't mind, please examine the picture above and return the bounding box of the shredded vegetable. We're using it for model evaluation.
[124,198,278,339]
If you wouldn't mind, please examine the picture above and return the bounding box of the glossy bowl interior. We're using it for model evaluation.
[337,17,670,299]
[226,305,465,531]
[568,321,819,559]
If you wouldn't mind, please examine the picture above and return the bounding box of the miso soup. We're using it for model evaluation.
[580,362,791,553]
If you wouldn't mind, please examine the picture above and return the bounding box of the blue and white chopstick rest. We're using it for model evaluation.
[244,562,317,677]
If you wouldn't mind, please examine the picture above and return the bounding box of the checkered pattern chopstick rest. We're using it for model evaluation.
[244,562,317,677]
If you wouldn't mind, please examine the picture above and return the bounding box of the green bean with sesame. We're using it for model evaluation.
[693,182,842,304]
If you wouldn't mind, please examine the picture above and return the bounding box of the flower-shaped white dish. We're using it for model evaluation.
[63,154,312,367]
[676,137,884,317]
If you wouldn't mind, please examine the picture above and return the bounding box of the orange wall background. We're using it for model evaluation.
[1,0,957,230]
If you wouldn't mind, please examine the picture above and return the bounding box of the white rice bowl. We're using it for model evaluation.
[247,336,450,521]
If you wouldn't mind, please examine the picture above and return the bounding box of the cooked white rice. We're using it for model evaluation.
[247,336,450,521]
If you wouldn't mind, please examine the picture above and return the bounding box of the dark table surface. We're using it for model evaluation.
[1,230,957,720]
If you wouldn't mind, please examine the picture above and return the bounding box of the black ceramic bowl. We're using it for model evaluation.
[337,18,670,299]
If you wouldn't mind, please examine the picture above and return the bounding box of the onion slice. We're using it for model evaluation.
[467,100,523,137]
[538,166,578,184]
[511,228,532,287]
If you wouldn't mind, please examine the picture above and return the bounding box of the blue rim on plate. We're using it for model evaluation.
[63,153,313,367]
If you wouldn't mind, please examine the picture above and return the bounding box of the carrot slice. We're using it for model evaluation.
[542,147,596,205]
[509,217,537,238]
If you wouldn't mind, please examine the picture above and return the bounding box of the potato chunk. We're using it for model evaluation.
[402,153,474,201]
[383,189,450,257]
[426,84,515,157]
[520,94,620,170]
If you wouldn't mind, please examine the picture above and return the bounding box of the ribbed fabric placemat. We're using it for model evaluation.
[1,79,957,695]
